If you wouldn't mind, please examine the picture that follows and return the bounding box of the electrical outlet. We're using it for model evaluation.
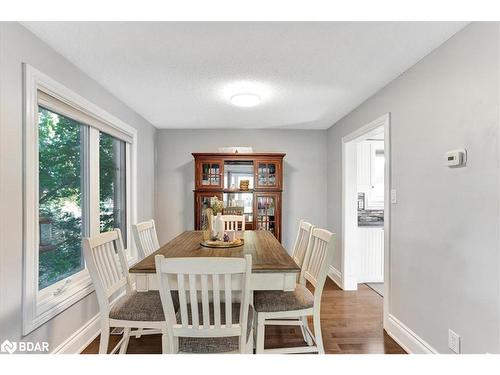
[448,329,461,354]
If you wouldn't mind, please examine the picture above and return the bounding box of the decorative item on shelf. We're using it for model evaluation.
[210,196,224,214]
[224,206,244,216]
[217,146,253,153]
[239,180,250,191]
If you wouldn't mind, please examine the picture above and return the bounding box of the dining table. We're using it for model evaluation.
[129,230,300,291]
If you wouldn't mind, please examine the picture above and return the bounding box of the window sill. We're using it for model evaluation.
[25,252,138,335]
[24,271,94,335]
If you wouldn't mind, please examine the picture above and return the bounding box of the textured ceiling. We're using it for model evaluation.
[22,22,467,129]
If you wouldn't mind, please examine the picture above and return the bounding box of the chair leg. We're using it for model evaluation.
[256,314,266,354]
[253,312,258,350]
[136,328,143,338]
[173,337,179,353]
[161,333,170,354]
[302,316,314,346]
[313,310,324,354]
[246,330,254,354]
[99,319,110,354]
[161,325,176,354]
[119,328,131,354]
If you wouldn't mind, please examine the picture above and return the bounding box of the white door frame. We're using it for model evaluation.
[341,113,391,326]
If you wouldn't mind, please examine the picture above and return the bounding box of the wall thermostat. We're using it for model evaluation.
[445,149,467,167]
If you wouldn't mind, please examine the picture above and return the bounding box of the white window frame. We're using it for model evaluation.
[23,64,138,335]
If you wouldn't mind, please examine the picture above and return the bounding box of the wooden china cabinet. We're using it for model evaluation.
[193,152,285,241]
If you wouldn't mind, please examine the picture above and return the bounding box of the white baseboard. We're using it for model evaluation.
[385,314,437,354]
[328,266,343,289]
[50,291,129,354]
[51,313,101,354]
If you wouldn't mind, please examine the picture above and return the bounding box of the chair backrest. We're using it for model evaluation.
[221,215,245,231]
[132,219,160,259]
[291,220,315,269]
[155,255,252,353]
[82,229,131,313]
[300,228,336,302]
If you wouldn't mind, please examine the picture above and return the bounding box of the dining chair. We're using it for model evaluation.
[132,219,160,259]
[155,254,253,354]
[221,214,245,231]
[273,219,314,343]
[291,220,315,269]
[254,228,336,354]
[83,229,174,354]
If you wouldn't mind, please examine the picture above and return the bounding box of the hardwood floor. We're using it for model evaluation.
[82,279,405,354]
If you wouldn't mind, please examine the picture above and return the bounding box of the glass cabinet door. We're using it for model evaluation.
[198,160,223,189]
[255,194,279,238]
[255,160,280,189]
[223,192,254,229]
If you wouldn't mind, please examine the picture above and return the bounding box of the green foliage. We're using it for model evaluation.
[38,108,83,289]
[99,133,116,233]
[38,108,118,289]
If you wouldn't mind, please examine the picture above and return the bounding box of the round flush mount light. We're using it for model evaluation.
[219,80,273,108]
[230,93,261,107]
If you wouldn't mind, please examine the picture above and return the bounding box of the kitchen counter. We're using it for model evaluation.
[358,221,384,227]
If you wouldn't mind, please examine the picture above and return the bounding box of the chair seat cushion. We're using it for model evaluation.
[109,291,179,322]
[176,303,253,353]
[179,336,240,354]
[253,284,314,313]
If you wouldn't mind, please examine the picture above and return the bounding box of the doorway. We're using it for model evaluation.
[341,114,390,323]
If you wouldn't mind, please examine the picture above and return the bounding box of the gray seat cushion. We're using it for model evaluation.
[109,291,179,322]
[177,303,253,353]
[253,284,314,313]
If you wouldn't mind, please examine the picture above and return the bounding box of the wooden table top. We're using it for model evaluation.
[129,230,300,274]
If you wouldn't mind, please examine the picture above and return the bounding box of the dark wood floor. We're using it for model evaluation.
[82,279,406,354]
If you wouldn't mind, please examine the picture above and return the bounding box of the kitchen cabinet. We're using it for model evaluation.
[357,140,384,209]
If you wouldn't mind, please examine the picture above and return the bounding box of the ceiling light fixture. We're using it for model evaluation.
[230,93,262,107]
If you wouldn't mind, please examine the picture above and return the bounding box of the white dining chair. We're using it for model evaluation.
[132,219,160,259]
[83,229,173,354]
[155,254,253,354]
[221,215,245,231]
[254,228,336,354]
[274,219,315,343]
[291,220,315,269]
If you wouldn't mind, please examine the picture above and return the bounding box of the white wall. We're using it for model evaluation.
[155,129,327,251]
[326,22,500,353]
[0,22,157,351]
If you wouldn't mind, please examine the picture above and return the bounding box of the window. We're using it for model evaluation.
[99,132,127,247]
[38,107,88,290]
[23,65,137,334]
